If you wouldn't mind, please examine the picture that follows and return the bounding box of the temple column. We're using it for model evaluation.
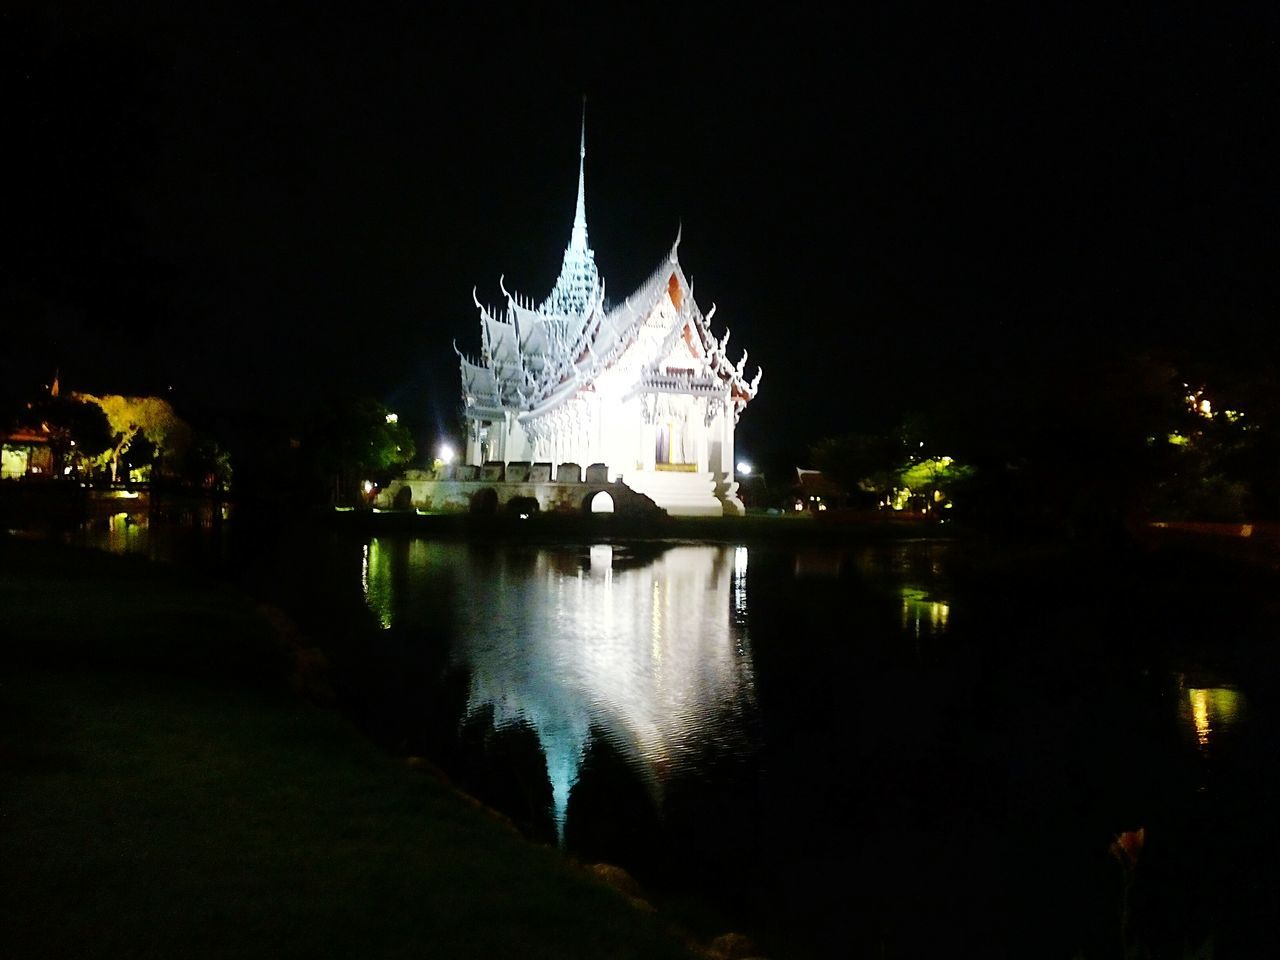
[699,400,712,471]
[720,407,744,515]
[466,421,480,466]
[641,419,656,473]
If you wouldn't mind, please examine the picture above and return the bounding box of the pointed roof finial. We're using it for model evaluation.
[570,97,588,252]
[539,99,601,316]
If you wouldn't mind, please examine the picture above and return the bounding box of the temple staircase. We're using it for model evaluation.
[622,469,724,517]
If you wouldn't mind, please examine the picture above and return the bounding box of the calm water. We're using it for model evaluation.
[361,540,758,837]
[59,512,1280,958]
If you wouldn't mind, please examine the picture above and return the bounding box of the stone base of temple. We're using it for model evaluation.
[622,469,725,517]
[375,475,664,519]
[712,476,745,517]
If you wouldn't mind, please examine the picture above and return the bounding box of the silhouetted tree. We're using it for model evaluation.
[19,393,113,475]
[304,396,416,506]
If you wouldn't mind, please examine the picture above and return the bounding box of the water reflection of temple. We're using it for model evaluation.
[361,540,757,834]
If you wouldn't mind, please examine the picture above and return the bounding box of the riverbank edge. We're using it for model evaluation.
[334,506,953,544]
[0,535,725,960]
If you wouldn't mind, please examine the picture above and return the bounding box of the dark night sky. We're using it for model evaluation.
[4,3,1277,470]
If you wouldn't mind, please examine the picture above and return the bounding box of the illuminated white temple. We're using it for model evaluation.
[456,118,761,516]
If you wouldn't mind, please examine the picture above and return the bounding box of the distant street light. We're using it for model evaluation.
[438,443,456,465]
[736,461,752,476]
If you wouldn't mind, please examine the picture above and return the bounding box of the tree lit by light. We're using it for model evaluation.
[385,412,399,425]
[1184,386,1215,420]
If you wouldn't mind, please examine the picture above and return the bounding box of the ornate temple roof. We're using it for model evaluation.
[539,121,600,318]
[457,117,761,431]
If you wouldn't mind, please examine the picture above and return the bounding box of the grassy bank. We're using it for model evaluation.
[0,537,696,960]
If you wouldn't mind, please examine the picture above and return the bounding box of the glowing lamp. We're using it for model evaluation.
[438,443,456,465]
[736,461,752,475]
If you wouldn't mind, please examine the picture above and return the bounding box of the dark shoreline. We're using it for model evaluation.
[333,506,955,546]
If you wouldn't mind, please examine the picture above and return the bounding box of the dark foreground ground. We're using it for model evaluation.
[0,536,699,960]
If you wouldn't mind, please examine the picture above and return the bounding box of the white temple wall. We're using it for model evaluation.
[717,407,735,477]
[467,397,739,480]
[501,415,528,463]
[602,396,639,481]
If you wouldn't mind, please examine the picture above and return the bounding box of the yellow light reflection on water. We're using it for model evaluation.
[1190,689,1210,746]
[1185,686,1244,750]
[105,511,147,554]
[900,586,951,638]
[362,539,393,629]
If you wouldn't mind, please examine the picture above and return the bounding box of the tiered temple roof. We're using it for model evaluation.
[456,118,761,434]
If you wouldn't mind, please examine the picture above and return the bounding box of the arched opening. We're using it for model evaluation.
[392,486,413,510]
[470,488,498,515]
[506,495,540,519]
[588,491,615,514]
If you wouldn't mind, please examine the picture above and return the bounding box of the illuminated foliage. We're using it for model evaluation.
[76,393,187,483]
[897,456,975,510]
[810,420,975,512]
[1149,384,1257,521]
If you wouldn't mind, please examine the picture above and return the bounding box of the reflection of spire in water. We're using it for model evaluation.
[447,543,757,838]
